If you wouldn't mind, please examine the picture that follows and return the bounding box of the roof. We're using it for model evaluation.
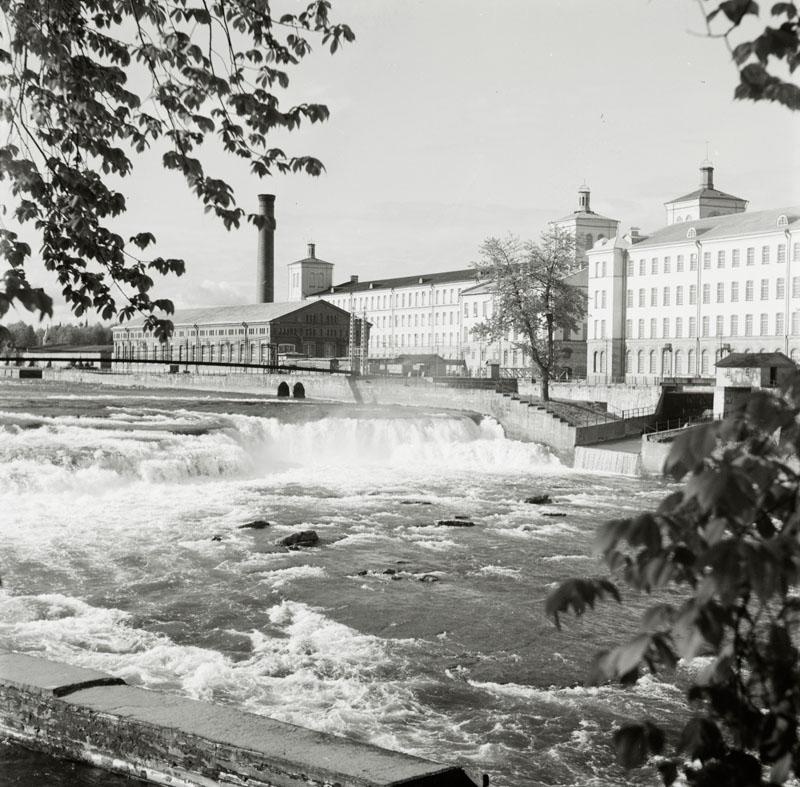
[116,300,347,329]
[460,281,494,296]
[667,186,747,204]
[552,209,618,224]
[631,207,800,249]
[25,344,113,353]
[287,255,334,267]
[311,268,479,295]
[716,352,795,369]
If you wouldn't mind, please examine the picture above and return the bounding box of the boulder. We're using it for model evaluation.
[279,530,319,548]
[238,520,271,530]
[418,574,440,583]
[541,512,567,518]
[435,519,475,527]
[525,495,552,505]
[211,535,223,542]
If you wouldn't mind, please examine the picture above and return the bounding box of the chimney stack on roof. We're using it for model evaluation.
[307,242,316,259]
[700,162,714,190]
[350,275,359,284]
[256,194,276,303]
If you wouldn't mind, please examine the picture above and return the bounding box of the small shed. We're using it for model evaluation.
[713,352,796,417]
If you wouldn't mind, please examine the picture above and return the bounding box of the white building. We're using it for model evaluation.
[586,164,800,383]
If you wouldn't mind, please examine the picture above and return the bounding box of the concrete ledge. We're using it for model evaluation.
[0,653,478,787]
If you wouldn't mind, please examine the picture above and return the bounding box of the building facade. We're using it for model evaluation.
[111,301,353,365]
[586,166,800,383]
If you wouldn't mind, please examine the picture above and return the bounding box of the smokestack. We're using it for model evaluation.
[307,242,316,259]
[256,194,276,303]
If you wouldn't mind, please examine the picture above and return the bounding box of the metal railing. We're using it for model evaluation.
[643,413,720,441]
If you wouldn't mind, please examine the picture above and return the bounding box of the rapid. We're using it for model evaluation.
[0,384,687,786]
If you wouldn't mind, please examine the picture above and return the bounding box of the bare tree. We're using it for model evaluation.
[471,228,585,402]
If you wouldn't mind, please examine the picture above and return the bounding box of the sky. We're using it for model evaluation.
[7,0,800,323]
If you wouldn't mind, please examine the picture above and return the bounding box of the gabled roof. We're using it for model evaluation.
[287,255,334,267]
[667,186,747,204]
[312,268,479,295]
[117,300,347,329]
[716,352,795,369]
[552,209,619,224]
[630,207,800,249]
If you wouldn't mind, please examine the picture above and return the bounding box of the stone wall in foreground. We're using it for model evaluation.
[0,653,478,787]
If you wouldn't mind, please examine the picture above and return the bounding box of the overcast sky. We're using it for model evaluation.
[9,0,800,323]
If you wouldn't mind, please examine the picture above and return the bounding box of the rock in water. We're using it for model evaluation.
[211,535,223,542]
[525,495,552,505]
[541,512,567,518]
[418,574,440,583]
[435,519,475,527]
[280,530,319,547]
[238,519,271,530]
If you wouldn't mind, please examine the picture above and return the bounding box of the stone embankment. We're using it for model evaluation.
[0,653,478,787]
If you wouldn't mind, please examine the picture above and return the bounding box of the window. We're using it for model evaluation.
[761,279,769,300]
[793,312,800,335]
[701,350,709,376]
[730,314,738,336]
[639,288,646,307]
[651,287,658,307]
[778,244,787,264]
[689,317,697,337]
[601,320,606,338]
[717,250,725,268]
[794,243,800,262]
[637,350,644,373]
[689,285,697,305]
[464,303,469,317]
[716,315,724,337]
[747,247,755,266]
[625,350,631,373]
[677,255,684,272]
[703,252,711,269]
[663,317,670,337]
[638,318,645,338]
[595,262,601,278]
[650,318,657,339]
[594,291,599,309]
[473,303,478,317]
[663,287,670,306]
[664,256,671,274]
[688,349,696,375]
[716,282,724,303]
[760,313,769,335]
[649,350,656,374]
[746,280,754,301]
[602,261,607,277]
[732,249,741,267]
[777,278,786,299]
[762,246,770,264]
[627,259,634,276]
[690,253,698,271]
[651,258,658,275]
[676,286,684,305]
[777,312,785,335]
[626,289,633,307]
[675,349,684,374]
[601,291,607,309]
[702,283,711,304]
[625,319,632,337]
[745,314,753,336]
[794,277,800,298]
[675,317,683,337]
[702,316,710,337]
[731,282,739,302]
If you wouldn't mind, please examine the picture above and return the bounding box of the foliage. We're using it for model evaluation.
[547,378,800,784]
[701,0,800,110]
[471,229,585,401]
[0,0,354,338]
[0,320,112,351]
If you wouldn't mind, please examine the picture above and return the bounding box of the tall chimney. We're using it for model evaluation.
[256,193,276,303]
[308,242,316,259]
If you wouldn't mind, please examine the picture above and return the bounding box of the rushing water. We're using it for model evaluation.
[0,383,688,786]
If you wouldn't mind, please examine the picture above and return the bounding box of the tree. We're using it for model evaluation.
[0,0,354,338]
[546,378,800,785]
[471,228,585,402]
[700,0,800,110]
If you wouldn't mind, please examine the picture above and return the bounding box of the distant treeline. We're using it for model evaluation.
[1,321,113,350]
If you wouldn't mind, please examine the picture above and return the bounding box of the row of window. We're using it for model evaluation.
[328,287,464,312]
[622,277,800,308]
[618,242,800,278]
[620,311,800,340]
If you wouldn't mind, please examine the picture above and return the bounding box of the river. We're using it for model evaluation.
[0,381,687,786]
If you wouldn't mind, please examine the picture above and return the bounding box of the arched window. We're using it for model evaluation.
[675,349,684,374]
[625,350,631,373]
[600,351,606,373]
[701,349,709,376]
[778,213,789,228]
[593,351,598,373]
[585,233,593,250]
[687,349,695,375]
[637,350,644,373]
[649,350,656,374]
[662,349,672,376]
[791,348,799,362]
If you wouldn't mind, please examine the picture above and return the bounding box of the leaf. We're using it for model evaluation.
[664,422,720,480]
[545,577,620,629]
[613,721,665,769]
[678,717,726,762]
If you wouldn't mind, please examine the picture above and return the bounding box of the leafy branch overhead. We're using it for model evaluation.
[702,0,800,110]
[0,0,354,338]
[547,380,800,785]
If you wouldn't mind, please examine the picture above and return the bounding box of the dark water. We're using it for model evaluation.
[0,383,685,786]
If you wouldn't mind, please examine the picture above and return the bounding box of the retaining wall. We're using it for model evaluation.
[0,653,477,787]
[574,414,657,446]
[641,437,673,476]
[518,381,662,412]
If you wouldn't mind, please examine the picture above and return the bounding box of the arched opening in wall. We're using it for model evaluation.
[637,350,644,373]
[662,349,672,376]
[277,382,290,398]
[701,350,710,376]
[675,350,684,375]
[585,233,593,250]
[592,351,598,373]
[599,351,606,373]
[649,350,656,374]
[688,349,695,375]
[292,382,306,399]
[625,351,631,373]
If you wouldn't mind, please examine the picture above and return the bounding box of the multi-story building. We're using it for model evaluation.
[298,186,601,377]
[586,164,800,383]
